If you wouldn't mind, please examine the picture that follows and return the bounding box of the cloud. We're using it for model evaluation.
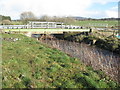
[112,6,118,10]
[91,0,119,4]
[0,0,119,19]
[105,5,118,18]
[0,0,92,19]
[106,10,118,18]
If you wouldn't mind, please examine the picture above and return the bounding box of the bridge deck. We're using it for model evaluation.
[4,29,90,32]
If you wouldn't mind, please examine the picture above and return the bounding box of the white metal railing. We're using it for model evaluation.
[0,25,83,29]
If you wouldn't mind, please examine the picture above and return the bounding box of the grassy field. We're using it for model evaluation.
[71,20,118,28]
[11,21,24,25]
[2,33,119,88]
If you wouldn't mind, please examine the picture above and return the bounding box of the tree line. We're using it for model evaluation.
[0,12,76,25]
[20,11,76,24]
[0,11,119,26]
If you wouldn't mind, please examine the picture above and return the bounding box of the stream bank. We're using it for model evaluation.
[39,38,120,83]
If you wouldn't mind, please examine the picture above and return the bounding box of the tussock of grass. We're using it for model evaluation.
[2,34,119,88]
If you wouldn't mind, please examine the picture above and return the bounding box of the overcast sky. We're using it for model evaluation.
[0,0,119,20]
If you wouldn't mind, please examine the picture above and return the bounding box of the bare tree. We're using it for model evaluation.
[20,11,37,24]
[39,15,76,23]
[63,17,76,24]
[52,16,76,24]
[20,11,36,20]
[40,15,51,21]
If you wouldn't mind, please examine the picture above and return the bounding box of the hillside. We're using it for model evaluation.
[2,34,119,88]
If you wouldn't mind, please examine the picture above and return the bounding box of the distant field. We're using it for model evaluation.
[11,21,24,25]
[72,20,118,28]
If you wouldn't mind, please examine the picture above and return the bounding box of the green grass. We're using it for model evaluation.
[2,33,119,88]
[11,21,24,25]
